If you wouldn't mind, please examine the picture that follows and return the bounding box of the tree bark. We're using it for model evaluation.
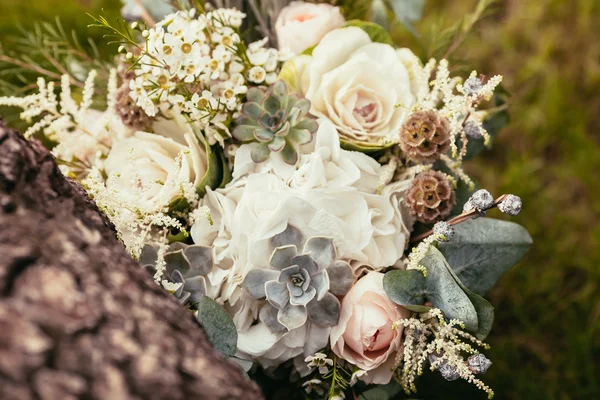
[0,121,263,400]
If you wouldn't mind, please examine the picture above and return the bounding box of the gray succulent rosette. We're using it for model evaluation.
[242,225,354,333]
[141,242,213,308]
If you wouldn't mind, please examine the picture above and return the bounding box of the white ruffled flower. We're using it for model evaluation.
[191,164,414,367]
[290,120,380,192]
[291,27,423,145]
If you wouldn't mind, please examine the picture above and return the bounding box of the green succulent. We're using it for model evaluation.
[232,80,318,165]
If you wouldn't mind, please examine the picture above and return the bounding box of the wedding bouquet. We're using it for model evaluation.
[0,0,532,398]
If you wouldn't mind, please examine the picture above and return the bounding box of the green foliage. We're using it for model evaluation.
[343,19,394,45]
[195,296,238,358]
[438,218,533,295]
[384,246,494,339]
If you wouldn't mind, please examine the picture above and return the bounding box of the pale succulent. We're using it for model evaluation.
[242,225,354,333]
[232,80,318,165]
[141,242,213,308]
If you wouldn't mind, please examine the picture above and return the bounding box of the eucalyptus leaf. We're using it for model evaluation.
[384,251,479,332]
[343,20,394,45]
[419,249,479,332]
[433,247,495,340]
[196,296,237,358]
[382,269,431,313]
[438,218,533,295]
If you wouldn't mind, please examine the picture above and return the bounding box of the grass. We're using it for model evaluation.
[0,0,598,399]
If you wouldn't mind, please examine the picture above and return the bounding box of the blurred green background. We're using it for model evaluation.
[0,0,598,399]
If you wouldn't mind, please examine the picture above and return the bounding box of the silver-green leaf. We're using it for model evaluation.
[384,249,479,332]
[196,296,237,358]
[438,218,533,295]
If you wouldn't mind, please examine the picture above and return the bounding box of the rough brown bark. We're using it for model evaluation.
[0,121,263,400]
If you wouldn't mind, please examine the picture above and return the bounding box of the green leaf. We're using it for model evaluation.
[438,218,533,295]
[418,248,479,331]
[358,387,390,400]
[301,44,316,55]
[382,269,431,313]
[343,20,394,45]
[426,247,494,339]
[440,254,495,340]
[218,146,232,189]
[196,141,223,198]
[196,296,238,358]
[339,138,393,153]
[384,249,479,332]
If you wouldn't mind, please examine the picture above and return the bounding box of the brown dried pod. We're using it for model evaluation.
[399,111,451,163]
[405,170,456,224]
[115,76,153,131]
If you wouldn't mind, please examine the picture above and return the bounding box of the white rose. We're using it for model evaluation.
[295,27,422,145]
[275,1,345,54]
[104,115,208,211]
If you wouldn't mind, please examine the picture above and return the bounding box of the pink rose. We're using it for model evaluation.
[330,272,411,384]
[275,1,345,54]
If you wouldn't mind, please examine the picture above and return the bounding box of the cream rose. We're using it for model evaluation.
[293,27,423,145]
[104,115,208,210]
[330,272,411,384]
[275,1,345,54]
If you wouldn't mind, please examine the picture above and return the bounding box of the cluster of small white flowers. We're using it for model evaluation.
[128,8,291,145]
[393,309,494,399]
[411,59,503,164]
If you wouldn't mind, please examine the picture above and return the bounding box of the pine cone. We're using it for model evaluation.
[399,111,451,163]
[405,170,456,224]
[115,77,153,131]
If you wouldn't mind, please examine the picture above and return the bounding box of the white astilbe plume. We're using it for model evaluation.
[0,71,98,139]
[405,59,503,185]
[0,69,128,179]
[393,309,494,398]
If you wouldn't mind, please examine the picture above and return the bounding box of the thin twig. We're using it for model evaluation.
[410,194,508,243]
